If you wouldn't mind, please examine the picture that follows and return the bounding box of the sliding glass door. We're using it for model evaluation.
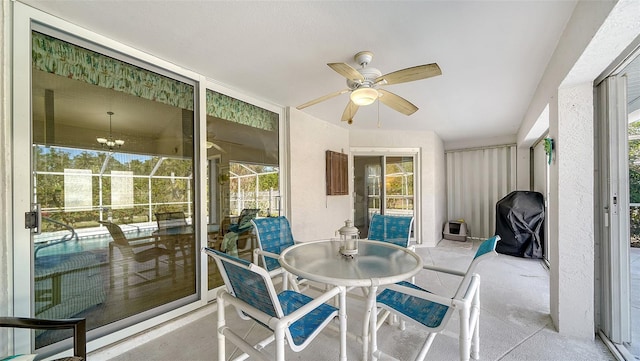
[595,51,638,358]
[12,4,284,357]
[353,155,415,238]
[16,28,198,354]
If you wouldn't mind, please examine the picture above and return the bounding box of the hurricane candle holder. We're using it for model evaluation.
[338,219,359,257]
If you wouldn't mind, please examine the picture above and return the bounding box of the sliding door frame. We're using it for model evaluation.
[350,147,421,244]
[13,2,203,355]
[595,70,631,348]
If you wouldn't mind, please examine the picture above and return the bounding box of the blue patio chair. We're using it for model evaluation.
[202,247,347,361]
[367,213,415,328]
[373,236,500,361]
[227,208,259,234]
[216,208,260,257]
[367,213,414,248]
[251,216,304,291]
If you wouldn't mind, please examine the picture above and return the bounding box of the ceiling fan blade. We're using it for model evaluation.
[328,63,365,82]
[378,89,418,115]
[297,89,350,110]
[375,63,442,85]
[341,101,360,124]
[206,141,227,153]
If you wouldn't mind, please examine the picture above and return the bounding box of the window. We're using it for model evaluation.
[205,89,280,290]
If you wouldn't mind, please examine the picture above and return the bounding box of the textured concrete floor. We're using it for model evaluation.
[99,239,616,361]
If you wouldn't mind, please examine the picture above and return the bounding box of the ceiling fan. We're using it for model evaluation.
[296,51,442,124]
[206,140,226,153]
[206,134,230,153]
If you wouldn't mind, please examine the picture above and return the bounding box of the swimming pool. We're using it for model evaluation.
[34,223,158,257]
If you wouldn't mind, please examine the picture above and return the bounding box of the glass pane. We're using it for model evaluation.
[385,156,414,216]
[31,31,196,349]
[354,155,415,236]
[205,90,279,290]
[228,162,279,217]
[353,156,383,236]
[629,130,640,246]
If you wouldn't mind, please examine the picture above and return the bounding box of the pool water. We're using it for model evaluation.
[34,225,157,257]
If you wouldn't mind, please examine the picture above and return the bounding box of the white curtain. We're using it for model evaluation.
[445,145,516,239]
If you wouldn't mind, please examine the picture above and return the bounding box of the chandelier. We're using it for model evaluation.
[96,111,124,150]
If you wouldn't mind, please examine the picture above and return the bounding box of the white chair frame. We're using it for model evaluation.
[372,236,499,361]
[205,247,347,361]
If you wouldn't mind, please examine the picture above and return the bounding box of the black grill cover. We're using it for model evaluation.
[495,191,545,258]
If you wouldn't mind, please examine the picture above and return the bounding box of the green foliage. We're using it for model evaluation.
[384,158,414,211]
[34,146,195,230]
[629,123,640,241]
[259,173,279,190]
[630,166,640,204]
[629,124,640,203]
[34,147,282,230]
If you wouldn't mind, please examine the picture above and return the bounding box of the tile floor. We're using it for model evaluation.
[96,239,616,361]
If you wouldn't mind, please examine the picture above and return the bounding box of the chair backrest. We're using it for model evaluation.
[368,214,414,247]
[100,221,135,258]
[203,247,284,320]
[235,208,260,233]
[453,235,500,299]
[155,211,187,230]
[0,317,86,359]
[251,216,295,272]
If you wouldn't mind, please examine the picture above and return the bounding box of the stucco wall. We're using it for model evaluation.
[349,129,446,247]
[287,107,352,241]
[550,83,595,337]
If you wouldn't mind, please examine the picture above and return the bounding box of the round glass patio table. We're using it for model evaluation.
[279,239,423,361]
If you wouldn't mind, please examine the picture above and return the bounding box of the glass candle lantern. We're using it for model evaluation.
[338,219,359,257]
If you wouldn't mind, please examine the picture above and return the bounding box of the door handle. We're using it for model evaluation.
[24,203,42,235]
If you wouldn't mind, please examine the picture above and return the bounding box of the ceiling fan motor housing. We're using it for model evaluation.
[354,51,374,66]
[347,67,382,90]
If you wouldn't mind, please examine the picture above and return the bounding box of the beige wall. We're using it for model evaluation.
[349,129,446,247]
[286,110,447,247]
[287,107,352,241]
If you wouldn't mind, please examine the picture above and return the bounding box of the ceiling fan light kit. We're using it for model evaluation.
[297,50,442,125]
[350,87,378,106]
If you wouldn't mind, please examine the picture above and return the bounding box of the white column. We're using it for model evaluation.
[549,83,595,338]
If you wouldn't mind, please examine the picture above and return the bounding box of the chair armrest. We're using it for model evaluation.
[254,249,280,261]
[383,283,454,308]
[130,237,165,249]
[253,249,287,278]
[218,290,275,326]
[218,286,337,328]
[0,317,86,359]
[281,285,344,325]
[421,264,466,277]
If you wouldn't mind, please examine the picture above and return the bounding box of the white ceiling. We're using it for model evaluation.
[20,0,578,144]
